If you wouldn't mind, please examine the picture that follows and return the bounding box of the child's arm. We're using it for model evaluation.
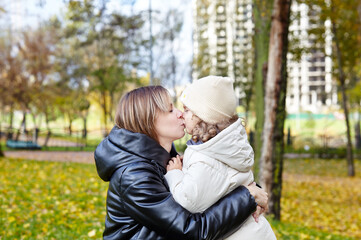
[165,153,247,213]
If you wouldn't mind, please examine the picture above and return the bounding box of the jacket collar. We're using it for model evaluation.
[95,126,178,181]
[109,126,173,167]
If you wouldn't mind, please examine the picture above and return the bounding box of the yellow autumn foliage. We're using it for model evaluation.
[0,157,360,239]
[281,159,361,239]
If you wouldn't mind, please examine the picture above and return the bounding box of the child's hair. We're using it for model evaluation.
[191,114,239,143]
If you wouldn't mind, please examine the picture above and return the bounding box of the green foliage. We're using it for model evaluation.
[1,0,148,137]
[347,79,361,112]
[297,0,361,102]
[61,0,145,130]
[270,218,357,240]
[284,145,361,159]
[174,139,187,154]
[193,1,212,79]
[284,158,361,177]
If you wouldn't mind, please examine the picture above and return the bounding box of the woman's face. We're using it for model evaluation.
[182,105,200,135]
[155,103,185,144]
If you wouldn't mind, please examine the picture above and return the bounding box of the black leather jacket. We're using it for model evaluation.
[95,126,257,240]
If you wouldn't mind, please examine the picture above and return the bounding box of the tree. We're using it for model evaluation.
[192,0,212,80]
[0,36,5,157]
[63,0,144,135]
[348,80,361,149]
[0,5,5,156]
[252,0,274,180]
[232,1,255,121]
[155,8,183,100]
[259,0,292,220]
[77,95,90,139]
[55,87,79,136]
[38,83,59,146]
[1,39,30,140]
[300,0,361,176]
[16,20,60,140]
[329,0,359,176]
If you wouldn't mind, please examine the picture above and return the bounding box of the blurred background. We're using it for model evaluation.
[0,0,360,239]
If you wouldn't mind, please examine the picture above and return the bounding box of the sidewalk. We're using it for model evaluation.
[4,151,94,164]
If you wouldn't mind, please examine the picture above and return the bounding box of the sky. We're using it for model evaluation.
[1,0,193,85]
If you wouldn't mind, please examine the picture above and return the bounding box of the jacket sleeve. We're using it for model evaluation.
[120,163,257,240]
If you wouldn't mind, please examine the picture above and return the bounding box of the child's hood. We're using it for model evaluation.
[187,119,254,172]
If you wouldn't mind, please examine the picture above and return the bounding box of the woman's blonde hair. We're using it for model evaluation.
[115,86,171,143]
[191,114,240,143]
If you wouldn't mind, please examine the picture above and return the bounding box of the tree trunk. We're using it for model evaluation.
[331,13,355,177]
[287,127,292,146]
[43,111,50,147]
[357,106,361,149]
[340,84,354,176]
[7,107,14,140]
[82,116,87,139]
[357,2,361,22]
[44,131,51,147]
[15,111,27,141]
[101,91,108,136]
[355,120,361,149]
[259,0,291,220]
[69,121,72,136]
[68,113,73,136]
[170,26,177,104]
[45,110,50,133]
[253,0,274,181]
[31,113,39,143]
[109,92,114,123]
[0,110,4,157]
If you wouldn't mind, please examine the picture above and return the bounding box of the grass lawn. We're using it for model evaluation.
[280,159,361,239]
[0,157,360,239]
[0,158,108,239]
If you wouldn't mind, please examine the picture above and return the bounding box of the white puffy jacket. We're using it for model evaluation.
[165,119,276,240]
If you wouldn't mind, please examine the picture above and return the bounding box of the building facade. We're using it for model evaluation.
[192,0,338,113]
[192,0,254,103]
[286,2,338,114]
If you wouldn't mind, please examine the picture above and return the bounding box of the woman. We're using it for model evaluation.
[94,86,268,240]
[166,76,276,239]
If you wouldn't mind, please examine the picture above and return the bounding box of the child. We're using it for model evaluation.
[165,76,276,240]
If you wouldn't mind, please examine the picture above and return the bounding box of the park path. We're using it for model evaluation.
[3,151,313,164]
[14,135,85,147]
[4,151,94,164]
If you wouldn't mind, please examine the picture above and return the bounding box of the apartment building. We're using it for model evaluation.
[286,2,338,113]
[192,0,338,113]
[192,0,254,103]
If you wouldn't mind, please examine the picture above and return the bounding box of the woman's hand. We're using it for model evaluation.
[245,182,268,211]
[166,155,183,172]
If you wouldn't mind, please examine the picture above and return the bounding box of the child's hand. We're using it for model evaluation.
[167,155,183,172]
[252,205,265,223]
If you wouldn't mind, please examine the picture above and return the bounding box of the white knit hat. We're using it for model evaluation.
[180,76,237,124]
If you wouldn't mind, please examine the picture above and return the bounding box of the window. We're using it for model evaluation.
[309,86,318,91]
[309,66,317,71]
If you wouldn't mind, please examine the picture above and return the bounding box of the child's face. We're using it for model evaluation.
[182,105,200,135]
